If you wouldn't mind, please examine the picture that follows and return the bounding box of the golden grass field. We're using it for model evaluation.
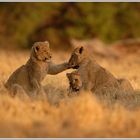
[0,48,140,138]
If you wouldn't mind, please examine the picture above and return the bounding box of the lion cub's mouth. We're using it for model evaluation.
[71,87,80,92]
[68,90,79,97]
[34,55,51,62]
[74,88,80,92]
[73,65,79,69]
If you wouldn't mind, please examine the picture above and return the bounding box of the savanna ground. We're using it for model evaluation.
[0,46,140,138]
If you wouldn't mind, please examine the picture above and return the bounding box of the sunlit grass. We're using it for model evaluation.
[0,49,140,138]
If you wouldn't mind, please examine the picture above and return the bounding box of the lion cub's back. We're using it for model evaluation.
[118,78,134,92]
[85,60,119,89]
[5,65,29,90]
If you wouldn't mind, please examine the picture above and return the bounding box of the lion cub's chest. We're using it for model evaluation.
[78,60,117,90]
[30,62,48,81]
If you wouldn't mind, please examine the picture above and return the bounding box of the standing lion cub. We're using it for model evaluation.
[67,46,134,96]
[5,41,70,98]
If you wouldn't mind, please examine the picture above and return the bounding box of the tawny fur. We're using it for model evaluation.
[68,46,134,95]
[5,41,70,98]
[117,78,134,92]
[67,72,134,94]
[66,71,140,110]
[66,71,82,97]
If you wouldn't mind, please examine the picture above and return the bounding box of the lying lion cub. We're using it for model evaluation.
[5,41,70,98]
[67,71,134,96]
[67,46,134,96]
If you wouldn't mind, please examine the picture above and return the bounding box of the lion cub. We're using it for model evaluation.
[67,71,134,95]
[67,72,140,110]
[68,46,134,95]
[66,71,82,97]
[5,41,70,98]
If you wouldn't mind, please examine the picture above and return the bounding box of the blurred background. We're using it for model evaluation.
[1,2,140,52]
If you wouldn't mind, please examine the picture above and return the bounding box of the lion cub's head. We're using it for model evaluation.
[66,71,82,95]
[31,41,52,62]
[68,46,87,69]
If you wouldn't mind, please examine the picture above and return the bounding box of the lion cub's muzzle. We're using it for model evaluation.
[44,57,51,62]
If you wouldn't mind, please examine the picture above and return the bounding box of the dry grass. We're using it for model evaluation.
[0,48,140,138]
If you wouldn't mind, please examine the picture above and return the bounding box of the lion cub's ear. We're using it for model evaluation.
[44,41,50,47]
[32,42,39,52]
[66,73,71,79]
[79,46,84,54]
[33,44,39,53]
[35,46,39,52]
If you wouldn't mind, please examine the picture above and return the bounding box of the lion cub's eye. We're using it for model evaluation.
[73,79,78,83]
[69,82,72,85]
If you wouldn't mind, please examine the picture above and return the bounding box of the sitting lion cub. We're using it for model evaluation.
[5,41,70,98]
[67,46,134,96]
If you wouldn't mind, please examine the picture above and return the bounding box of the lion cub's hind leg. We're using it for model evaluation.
[10,84,24,97]
[10,84,29,100]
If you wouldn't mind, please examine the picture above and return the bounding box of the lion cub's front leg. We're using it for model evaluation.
[29,79,41,97]
[30,79,40,90]
[29,79,46,99]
